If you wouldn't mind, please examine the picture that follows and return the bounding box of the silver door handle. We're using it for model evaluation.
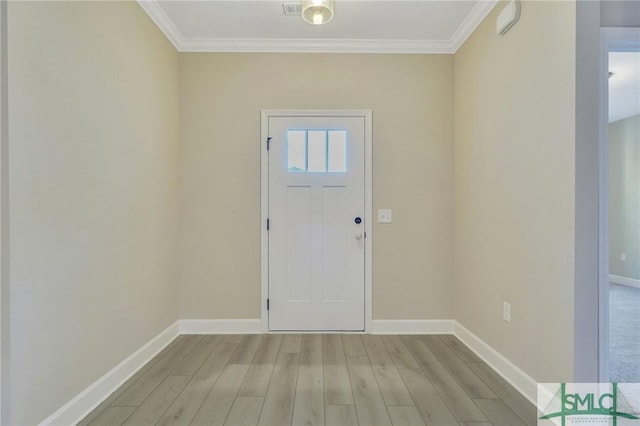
[355,232,363,240]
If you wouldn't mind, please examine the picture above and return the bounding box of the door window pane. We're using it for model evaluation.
[328,131,347,172]
[287,131,307,172]
[308,131,327,172]
[287,129,347,173]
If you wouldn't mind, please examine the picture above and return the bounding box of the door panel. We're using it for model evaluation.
[268,116,365,331]
[322,186,347,302]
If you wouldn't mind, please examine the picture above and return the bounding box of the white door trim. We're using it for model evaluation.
[598,27,640,382]
[260,109,373,333]
[0,0,6,420]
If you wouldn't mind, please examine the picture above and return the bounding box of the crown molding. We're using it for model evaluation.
[449,0,499,51]
[138,0,498,54]
[137,0,184,51]
[179,37,455,54]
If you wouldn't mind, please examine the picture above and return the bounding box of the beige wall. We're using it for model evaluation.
[4,0,594,420]
[453,1,576,382]
[179,53,454,320]
[609,114,640,280]
[7,2,180,424]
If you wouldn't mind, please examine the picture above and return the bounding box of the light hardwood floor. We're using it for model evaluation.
[80,334,537,426]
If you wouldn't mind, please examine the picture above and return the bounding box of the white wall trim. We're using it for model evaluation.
[609,274,640,289]
[369,320,539,405]
[38,321,180,426]
[179,319,262,334]
[136,0,183,51]
[137,0,496,54]
[260,111,269,333]
[453,321,537,405]
[179,38,455,54]
[39,318,541,424]
[363,112,373,334]
[371,320,455,335]
[449,0,498,51]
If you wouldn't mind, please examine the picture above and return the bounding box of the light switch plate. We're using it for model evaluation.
[378,209,392,223]
[503,302,511,322]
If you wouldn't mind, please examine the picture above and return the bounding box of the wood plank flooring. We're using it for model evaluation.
[81,334,536,426]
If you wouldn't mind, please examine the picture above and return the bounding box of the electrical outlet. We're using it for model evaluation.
[621,253,626,262]
[503,302,511,322]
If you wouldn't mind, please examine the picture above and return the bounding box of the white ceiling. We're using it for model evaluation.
[139,0,498,53]
[609,52,640,123]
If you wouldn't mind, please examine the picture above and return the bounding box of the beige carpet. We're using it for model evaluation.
[610,283,640,383]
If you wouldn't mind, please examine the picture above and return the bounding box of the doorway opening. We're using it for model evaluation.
[600,27,640,383]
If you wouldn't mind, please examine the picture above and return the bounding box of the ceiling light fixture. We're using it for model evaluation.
[302,0,334,25]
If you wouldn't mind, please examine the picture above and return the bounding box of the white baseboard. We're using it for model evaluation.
[371,319,455,334]
[40,317,538,425]
[39,321,181,426]
[609,274,640,289]
[180,319,262,334]
[453,321,537,405]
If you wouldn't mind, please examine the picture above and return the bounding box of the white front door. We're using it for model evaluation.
[267,115,366,331]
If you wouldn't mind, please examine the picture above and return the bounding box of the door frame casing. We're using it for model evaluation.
[260,109,373,333]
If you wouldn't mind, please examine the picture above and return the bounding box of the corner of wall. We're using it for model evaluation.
[453,0,579,384]
[574,0,601,382]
